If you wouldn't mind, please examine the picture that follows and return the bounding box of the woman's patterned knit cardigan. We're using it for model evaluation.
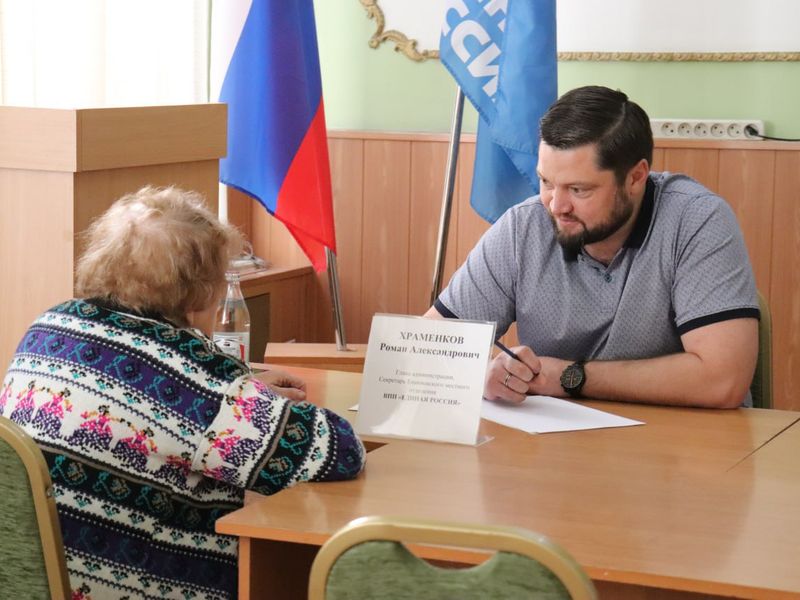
[1,299,366,600]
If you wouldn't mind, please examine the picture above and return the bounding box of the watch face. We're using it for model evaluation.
[560,363,585,392]
[562,368,583,388]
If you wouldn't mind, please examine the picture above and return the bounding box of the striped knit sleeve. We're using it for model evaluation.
[191,376,365,495]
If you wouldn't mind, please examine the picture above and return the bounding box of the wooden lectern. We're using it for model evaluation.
[0,104,227,369]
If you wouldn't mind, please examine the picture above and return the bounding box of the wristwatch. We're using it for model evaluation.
[560,361,586,397]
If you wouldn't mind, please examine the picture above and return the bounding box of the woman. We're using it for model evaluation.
[1,186,365,600]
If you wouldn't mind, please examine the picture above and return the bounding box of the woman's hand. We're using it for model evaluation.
[259,369,307,401]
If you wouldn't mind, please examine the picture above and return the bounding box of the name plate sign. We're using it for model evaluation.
[356,314,495,445]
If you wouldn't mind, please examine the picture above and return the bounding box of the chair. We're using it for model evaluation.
[308,516,597,600]
[750,291,773,409]
[0,417,71,599]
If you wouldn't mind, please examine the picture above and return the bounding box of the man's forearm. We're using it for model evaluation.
[535,318,758,408]
[581,352,747,408]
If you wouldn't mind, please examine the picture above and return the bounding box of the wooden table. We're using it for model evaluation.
[217,366,800,600]
[263,342,367,372]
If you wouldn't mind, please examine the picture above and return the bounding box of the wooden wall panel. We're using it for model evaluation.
[407,141,452,316]
[264,272,318,343]
[328,138,365,343]
[227,187,252,241]
[360,140,412,331]
[651,148,665,172]
[454,141,489,268]
[771,151,800,411]
[716,150,775,297]
[663,149,719,191]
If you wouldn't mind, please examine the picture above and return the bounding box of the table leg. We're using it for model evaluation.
[238,537,319,600]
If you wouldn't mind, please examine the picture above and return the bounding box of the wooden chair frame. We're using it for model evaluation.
[0,417,71,599]
[752,291,773,409]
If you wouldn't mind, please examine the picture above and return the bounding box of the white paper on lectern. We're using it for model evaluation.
[356,314,495,445]
[481,395,644,433]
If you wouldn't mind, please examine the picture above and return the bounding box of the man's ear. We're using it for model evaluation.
[627,158,650,195]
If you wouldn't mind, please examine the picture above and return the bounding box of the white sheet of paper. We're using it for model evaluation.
[481,395,644,433]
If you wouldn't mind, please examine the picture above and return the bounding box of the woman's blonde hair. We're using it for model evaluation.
[75,186,243,326]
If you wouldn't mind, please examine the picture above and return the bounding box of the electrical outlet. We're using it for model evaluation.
[727,123,744,138]
[710,123,726,138]
[651,119,764,140]
[693,122,709,137]
[658,121,676,137]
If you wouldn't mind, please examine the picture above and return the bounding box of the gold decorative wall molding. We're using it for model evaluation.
[358,1,800,63]
[358,0,437,62]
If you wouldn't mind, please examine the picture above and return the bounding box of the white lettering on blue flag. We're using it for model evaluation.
[467,43,500,97]
[483,0,508,29]
[440,0,508,117]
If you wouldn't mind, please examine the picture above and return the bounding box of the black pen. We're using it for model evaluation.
[494,340,521,362]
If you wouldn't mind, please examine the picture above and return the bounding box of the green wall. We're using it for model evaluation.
[316,0,800,137]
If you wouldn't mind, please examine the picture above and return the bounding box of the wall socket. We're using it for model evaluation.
[651,119,764,140]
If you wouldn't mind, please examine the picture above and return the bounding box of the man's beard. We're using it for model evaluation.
[550,189,635,255]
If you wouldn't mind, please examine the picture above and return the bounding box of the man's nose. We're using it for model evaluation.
[550,187,571,215]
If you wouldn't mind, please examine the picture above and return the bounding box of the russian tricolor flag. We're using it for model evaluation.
[210,0,335,271]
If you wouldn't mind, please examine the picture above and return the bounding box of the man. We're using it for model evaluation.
[425,86,759,408]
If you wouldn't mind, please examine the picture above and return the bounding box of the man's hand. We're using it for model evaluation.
[259,369,307,401]
[484,345,541,403]
[527,356,572,397]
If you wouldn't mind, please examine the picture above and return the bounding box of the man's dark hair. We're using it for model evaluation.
[540,86,653,184]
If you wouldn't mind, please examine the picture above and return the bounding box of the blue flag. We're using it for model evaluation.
[440,0,557,223]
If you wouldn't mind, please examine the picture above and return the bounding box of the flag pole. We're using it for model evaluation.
[430,85,465,305]
[325,247,348,350]
[207,1,230,225]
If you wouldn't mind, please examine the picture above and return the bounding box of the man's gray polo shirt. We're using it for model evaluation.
[436,172,759,364]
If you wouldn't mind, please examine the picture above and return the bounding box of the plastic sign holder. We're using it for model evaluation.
[356,314,495,445]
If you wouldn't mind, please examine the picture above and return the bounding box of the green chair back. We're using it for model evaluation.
[751,291,773,409]
[309,516,597,600]
[0,417,71,600]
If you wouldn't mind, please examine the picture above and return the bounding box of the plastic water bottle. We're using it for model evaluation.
[213,271,251,362]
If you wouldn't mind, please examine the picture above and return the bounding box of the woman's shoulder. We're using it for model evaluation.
[36,297,250,386]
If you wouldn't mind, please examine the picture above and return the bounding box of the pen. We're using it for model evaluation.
[494,340,521,362]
